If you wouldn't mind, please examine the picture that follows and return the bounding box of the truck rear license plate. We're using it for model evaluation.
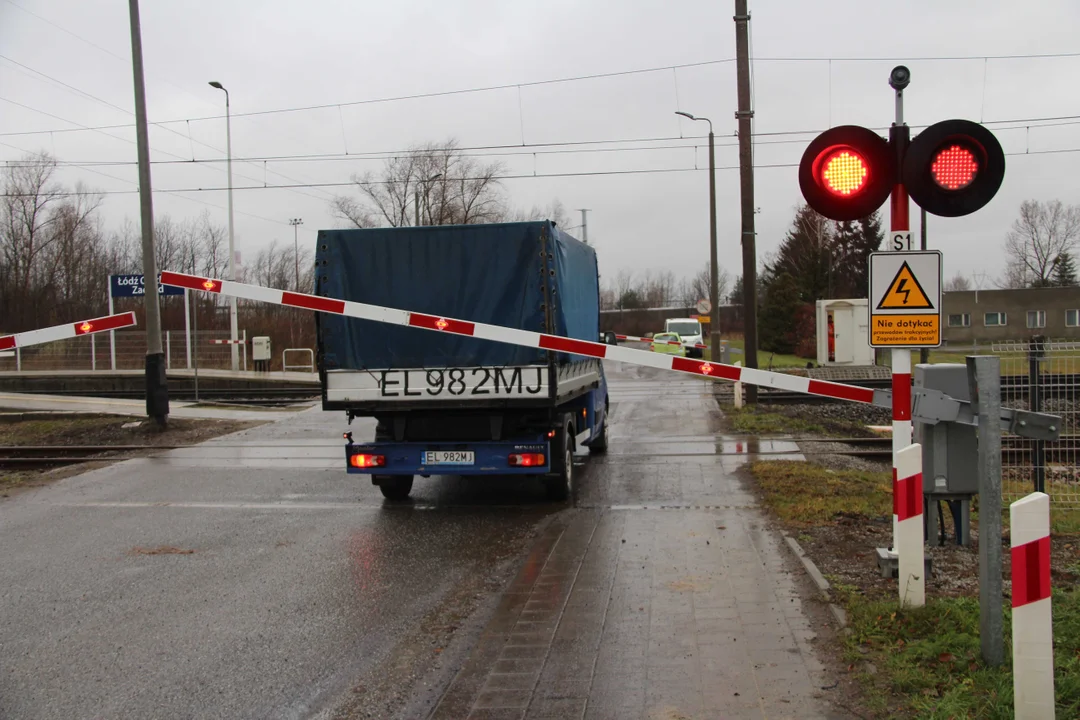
[422,451,475,465]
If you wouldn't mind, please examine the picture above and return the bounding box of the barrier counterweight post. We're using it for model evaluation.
[1011,491,1055,719]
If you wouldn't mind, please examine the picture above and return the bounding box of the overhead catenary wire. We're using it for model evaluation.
[11,115,1080,170]
[1,50,1079,138]
[4,146,1078,199]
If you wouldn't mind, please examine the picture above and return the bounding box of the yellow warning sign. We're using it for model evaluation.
[876,262,934,310]
[871,314,940,346]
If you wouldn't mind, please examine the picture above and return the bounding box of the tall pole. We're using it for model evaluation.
[210,81,239,370]
[127,0,168,426]
[289,218,303,290]
[577,209,590,244]
[734,0,758,402]
[414,189,420,226]
[888,66,924,608]
[707,127,721,361]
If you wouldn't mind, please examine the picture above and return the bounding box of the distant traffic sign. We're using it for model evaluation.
[869,251,942,347]
[110,273,184,298]
[696,298,711,314]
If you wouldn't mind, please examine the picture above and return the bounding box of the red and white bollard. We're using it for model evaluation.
[1011,491,1055,719]
[894,443,925,607]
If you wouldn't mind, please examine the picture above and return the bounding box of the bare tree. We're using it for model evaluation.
[331,138,507,228]
[1004,199,1080,287]
[509,199,572,231]
[944,273,972,292]
[1,152,63,318]
[686,263,731,307]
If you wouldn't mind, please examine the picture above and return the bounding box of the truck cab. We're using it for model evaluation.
[664,317,705,358]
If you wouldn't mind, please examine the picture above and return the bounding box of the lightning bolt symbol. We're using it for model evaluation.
[896,279,910,304]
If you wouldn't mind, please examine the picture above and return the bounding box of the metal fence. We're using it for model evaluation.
[994,338,1080,510]
[0,330,247,372]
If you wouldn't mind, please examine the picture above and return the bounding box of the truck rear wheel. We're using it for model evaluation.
[544,422,574,502]
[588,412,608,455]
[376,475,413,501]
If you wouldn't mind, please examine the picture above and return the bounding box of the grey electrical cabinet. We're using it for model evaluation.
[914,363,979,495]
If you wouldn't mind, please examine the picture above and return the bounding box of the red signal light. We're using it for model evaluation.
[80,322,93,333]
[822,150,869,196]
[349,453,385,468]
[930,145,978,190]
[435,318,449,330]
[903,119,1005,218]
[798,126,894,221]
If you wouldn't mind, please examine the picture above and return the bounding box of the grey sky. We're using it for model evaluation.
[2,0,1078,290]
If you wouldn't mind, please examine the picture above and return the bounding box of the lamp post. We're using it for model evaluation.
[675,111,721,361]
[289,218,303,290]
[414,172,443,226]
[208,80,239,371]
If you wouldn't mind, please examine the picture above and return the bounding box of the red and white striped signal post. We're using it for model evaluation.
[886,72,924,608]
[0,312,137,353]
[1010,492,1055,720]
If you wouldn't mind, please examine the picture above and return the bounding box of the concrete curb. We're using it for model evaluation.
[783,533,848,628]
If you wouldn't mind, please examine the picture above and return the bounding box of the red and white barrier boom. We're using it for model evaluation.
[1011,492,1055,720]
[0,312,137,352]
[158,270,1065,443]
[161,271,877,404]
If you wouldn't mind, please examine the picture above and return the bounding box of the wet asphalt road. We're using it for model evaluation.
[0,360,837,719]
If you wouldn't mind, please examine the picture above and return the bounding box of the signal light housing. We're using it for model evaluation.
[902,119,1005,217]
[798,125,894,221]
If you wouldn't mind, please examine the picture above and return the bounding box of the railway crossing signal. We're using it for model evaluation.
[799,119,1005,221]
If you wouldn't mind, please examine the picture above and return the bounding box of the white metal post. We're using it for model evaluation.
[184,288,192,369]
[108,280,116,370]
[91,333,96,371]
[1010,491,1055,719]
[242,328,247,372]
[166,330,171,370]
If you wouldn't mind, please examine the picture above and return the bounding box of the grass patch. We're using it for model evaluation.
[704,339,810,369]
[726,407,827,435]
[840,588,1080,718]
[749,460,891,526]
[723,404,878,437]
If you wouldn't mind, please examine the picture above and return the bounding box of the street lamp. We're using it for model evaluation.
[414,172,443,226]
[289,218,303,290]
[675,110,721,362]
[209,80,239,371]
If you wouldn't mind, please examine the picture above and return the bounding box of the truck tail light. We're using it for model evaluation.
[350,453,385,468]
[509,453,545,467]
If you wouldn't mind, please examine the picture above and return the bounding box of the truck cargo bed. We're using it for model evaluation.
[315,221,601,414]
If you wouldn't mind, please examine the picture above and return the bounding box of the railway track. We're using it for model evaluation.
[0,444,187,468]
[11,388,321,407]
[6,434,1073,469]
[746,374,1079,405]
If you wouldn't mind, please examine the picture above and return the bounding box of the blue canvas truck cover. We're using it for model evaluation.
[315,221,599,371]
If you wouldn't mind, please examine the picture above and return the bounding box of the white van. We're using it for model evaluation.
[664,317,704,358]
